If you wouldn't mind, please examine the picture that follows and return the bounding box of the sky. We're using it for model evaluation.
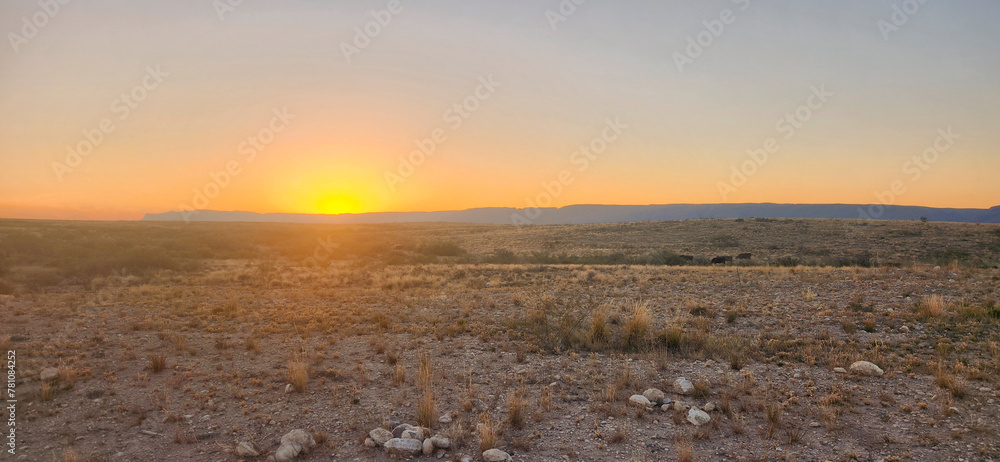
[1,0,998,220]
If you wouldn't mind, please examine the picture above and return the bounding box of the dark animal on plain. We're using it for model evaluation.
[736,253,752,260]
[680,255,695,262]
[711,256,732,264]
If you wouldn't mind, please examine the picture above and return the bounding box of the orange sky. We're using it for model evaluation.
[1,1,998,220]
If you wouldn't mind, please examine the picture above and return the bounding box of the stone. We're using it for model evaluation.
[628,394,652,408]
[236,441,260,457]
[687,408,711,426]
[850,361,884,377]
[401,428,424,441]
[642,388,665,404]
[660,404,671,412]
[899,325,910,333]
[430,435,451,449]
[703,402,716,412]
[833,367,847,374]
[363,438,376,448]
[285,384,294,394]
[392,423,417,438]
[369,428,393,446]
[674,377,694,395]
[460,456,473,462]
[423,438,435,455]
[384,438,423,456]
[40,368,58,382]
[280,429,316,453]
[439,414,453,424]
[483,448,513,461]
[672,401,687,412]
[273,441,302,462]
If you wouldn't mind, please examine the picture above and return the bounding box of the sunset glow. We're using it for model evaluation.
[1,1,998,220]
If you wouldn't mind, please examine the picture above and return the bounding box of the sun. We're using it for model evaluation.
[315,193,363,215]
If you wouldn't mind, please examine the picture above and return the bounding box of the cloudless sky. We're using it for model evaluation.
[1,0,998,220]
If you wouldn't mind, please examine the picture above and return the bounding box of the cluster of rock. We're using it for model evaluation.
[365,423,454,458]
[234,429,316,461]
[833,361,884,376]
[626,377,714,427]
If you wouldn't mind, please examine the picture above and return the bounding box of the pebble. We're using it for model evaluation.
[483,448,513,461]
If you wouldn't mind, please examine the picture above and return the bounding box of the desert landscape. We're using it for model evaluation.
[2,218,999,461]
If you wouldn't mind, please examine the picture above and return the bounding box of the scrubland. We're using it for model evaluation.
[1,218,999,461]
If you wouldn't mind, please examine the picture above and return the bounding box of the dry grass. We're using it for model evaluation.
[417,352,435,427]
[287,358,308,393]
[149,354,166,373]
[622,300,651,350]
[477,413,501,452]
[922,295,947,318]
[506,380,528,430]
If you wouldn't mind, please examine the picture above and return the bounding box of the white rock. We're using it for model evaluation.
[483,448,513,461]
[833,367,848,374]
[236,441,260,457]
[628,395,652,408]
[687,408,711,426]
[273,441,302,462]
[642,388,665,404]
[363,438,376,448]
[384,438,423,456]
[280,429,316,453]
[439,414,453,424]
[369,428,393,446]
[284,384,294,394]
[40,368,58,382]
[899,325,909,333]
[849,361,884,377]
[703,402,716,412]
[674,377,694,395]
[401,428,424,441]
[422,438,435,456]
[430,435,451,449]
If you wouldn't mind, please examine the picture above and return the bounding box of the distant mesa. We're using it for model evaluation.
[143,203,1000,225]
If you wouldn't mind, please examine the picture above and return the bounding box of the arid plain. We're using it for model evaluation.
[2,218,999,461]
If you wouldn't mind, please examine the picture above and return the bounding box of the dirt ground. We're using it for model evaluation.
[3,254,1000,461]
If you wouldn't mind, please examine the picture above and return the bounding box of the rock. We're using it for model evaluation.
[40,368,58,382]
[392,423,417,438]
[642,388,665,404]
[401,428,424,441]
[460,456,473,462]
[439,414,453,424]
[850,361,884,377]
[703,402,716,412]
[285,384,294,394]
[660,404,671,412]
[809,421,821,428]
[483,448,513,461]
[280,429,316,453]
[628,394,652,408]
[430,435,451,449]
[236,441,260,457]
[899,325,910,333]
[369,428,393,446]
[674,377,694,395]
[384,438,423,456]
[687,408,711,426]
[273,441,302,462]
[423,438,435,455]
[833,367,847,374]
[363,438,376,448]
[672,401,687,412]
